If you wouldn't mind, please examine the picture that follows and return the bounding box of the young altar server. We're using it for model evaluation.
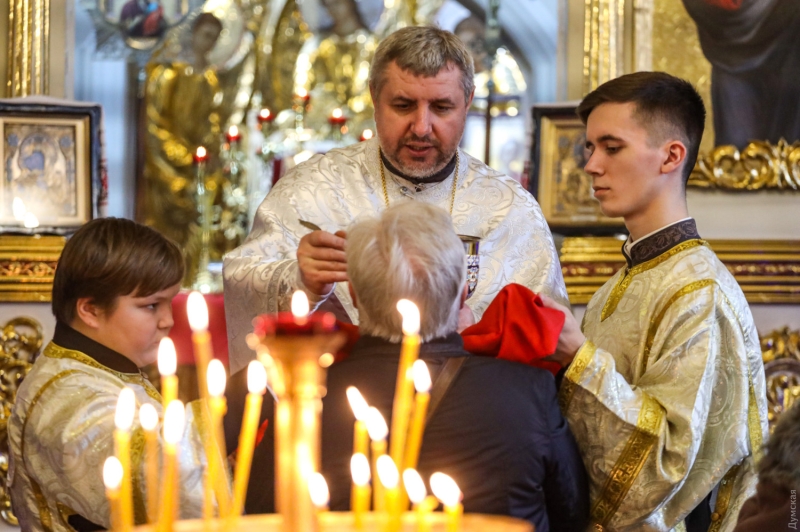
[8,218,208,531]
[543,72,769,532]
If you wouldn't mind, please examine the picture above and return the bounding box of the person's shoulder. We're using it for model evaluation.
[463,356,557,390]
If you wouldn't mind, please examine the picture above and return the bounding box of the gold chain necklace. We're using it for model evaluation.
[379,149,460,215]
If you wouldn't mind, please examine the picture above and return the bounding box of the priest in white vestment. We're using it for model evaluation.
[542,72,768,532]
[224,26,568,373]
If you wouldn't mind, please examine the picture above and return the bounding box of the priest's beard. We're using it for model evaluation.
[383,134,459,179]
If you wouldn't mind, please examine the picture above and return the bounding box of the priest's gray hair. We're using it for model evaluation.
[369,26,475,104]
[757,399,800,490]
[347,201,466,342]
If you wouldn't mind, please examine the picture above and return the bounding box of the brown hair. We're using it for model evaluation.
[369,26,475,104]
[52,218,184,324]
[577,71,706,183]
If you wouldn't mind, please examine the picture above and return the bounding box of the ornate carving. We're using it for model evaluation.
[760,328,800,431]
[0,317,43,525]
[689,139,800,191]
[0,235,65,302]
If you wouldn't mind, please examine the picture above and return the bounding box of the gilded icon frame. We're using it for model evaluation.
[528,105,625,235]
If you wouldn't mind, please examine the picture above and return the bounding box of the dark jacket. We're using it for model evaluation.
[226,333,589,532]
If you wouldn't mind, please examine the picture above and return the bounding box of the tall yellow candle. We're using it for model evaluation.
[403,360,432,473]
[114,387,135,531]
[403,469,432,532]
[390,300,421,468]
[231,361,267,517]
[350,453,371,529]
[346,387,370,457]
[430,473,463,532]
[206,359,231,517]
[104,456,124,532]
[158,400,185,532]
[309,472,330,528]
[138,403,160,524]
[377,455,401,532]
[157,338,178,410]
[187,291,213,402]
[365,407,388,511]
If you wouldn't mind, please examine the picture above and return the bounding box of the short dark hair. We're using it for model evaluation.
[52,218,184,324]
[577,72,706,182]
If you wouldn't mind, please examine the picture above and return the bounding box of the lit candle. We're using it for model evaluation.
[206,358,231,517]
[193,146,208,165]
[296,88,311,103]
[309,472,330,518]
[226,125,241,143]
[159,400,185,532]
[359,129,374,142]
[403,469,433,532]
[104,456,124,532]
[231,361,267,516]
[257,108,274,126]
[346,387,370,457]
[292,290,310,325]
[430,473,463,532]
[187,291,212,402]
[403,360,432,473]
[138,403,159,524]
[365,407,388,511]
[377,455,401,532]
[114,387,135,531]
[157,338,178,410]
[328,108,347,126]
[390,300,421,469]
[350,453,371,529]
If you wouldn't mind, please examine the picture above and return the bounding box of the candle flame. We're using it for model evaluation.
[412,360,432,393]
[247,360,267,394]
[332,108,343,119]
[103,456,123,490]
[396,299,420,335]
[403,469,427,504]
[346,387,369,421]
[350,453,371,486]
[361,129,374,140]
[319,353,335,368]
[163,400,185,444]
[365,407,388,441]
[376,455,399,489]
[259,108,271,120]
[139,403,159,431]
[186,291,209,331]
[297,88,308,98]
[228,125,239,137]
[114,387,136,431]
[207,359,226,397]
[308,472,330,509]
[291,290,310,319]
[157,338,177,376]
[12,197,26,221]
[23,212,39,228]
[195,146,207,159]
[430,472,462,507]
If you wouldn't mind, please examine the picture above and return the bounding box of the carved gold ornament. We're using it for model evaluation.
[0,235,65,302]
[689,139,800,191]
[760,328,800,431]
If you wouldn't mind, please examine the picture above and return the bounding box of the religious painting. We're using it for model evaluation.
[529,105,624,235]
[0,117,91,231]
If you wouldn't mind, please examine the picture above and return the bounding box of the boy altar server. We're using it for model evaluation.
[543,72,768,532]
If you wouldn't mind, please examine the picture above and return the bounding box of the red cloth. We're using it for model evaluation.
[461,284,565,375]
[169,292,229,366]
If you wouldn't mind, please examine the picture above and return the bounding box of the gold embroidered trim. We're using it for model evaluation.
[590,393,664,527]
[130,427,148,525]
[707,464,740,532]
[641,279,717,373]
[674,521,687,532]
[20,369,83,532]
[747,384,764,463]
[44,342,162,402]
[55,502,80,532]
[559,341,596,412]
[600,240,708,322]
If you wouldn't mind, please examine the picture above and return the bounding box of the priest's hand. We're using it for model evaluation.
[540,294,585,368]
[297,230,348,297]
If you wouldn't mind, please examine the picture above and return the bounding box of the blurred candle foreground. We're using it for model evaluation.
[346,387,370,458]
[430,473,463,532]
[309,472,330,527]
[403,469,433,532]
[232,361,267,516]
[159,400,185,532]
[377,456,401,532]
[104,456,124,532]
[365,407,389,511]
[158,338,178,410]
[390,300,421,470]
[350,453,371,529]
[139,403,159,523]
[206,359,231,516]
[187,291,212,402]
[404,360,432,473]
[114,387,135,531]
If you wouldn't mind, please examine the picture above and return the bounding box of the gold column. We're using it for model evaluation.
[6,0,50,97]
[582,0,625,94]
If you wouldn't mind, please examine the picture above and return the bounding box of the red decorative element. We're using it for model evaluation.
[169,292,229,365]
[257,108,274,124]
[193,146,209,164]
[255,419,270,448]
[461,284,565,376]
[225,126,241,143]
[702,0,742,10]
[253,311,338,337]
